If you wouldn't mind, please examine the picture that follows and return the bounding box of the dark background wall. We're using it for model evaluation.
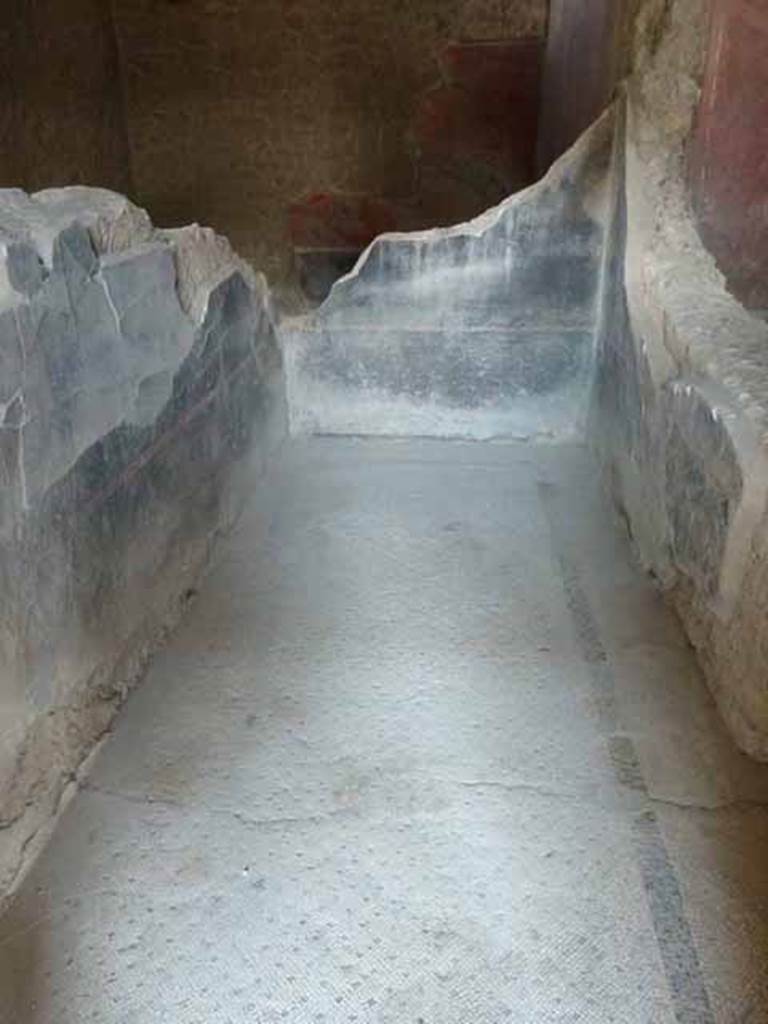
[0,0,132,195]
[110,0,547,283]
[3,0,766,315]
[0,1,548,286]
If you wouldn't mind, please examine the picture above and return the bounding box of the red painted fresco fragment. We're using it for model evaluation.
[690,0,768,310]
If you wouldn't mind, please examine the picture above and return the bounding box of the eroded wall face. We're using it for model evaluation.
[0,1,132,194]
[0,189,286,900]
[110,0,547,281]
[689,0,768,311]
[589,0,768,759]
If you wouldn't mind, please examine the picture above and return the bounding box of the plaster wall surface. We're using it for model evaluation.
[590,0,768,758]
[689,0,768,310]
[0,189,287,899]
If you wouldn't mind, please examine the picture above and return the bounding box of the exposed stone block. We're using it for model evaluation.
[0,188,287,901]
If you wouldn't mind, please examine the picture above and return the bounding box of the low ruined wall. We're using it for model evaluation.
[591,1,768,759]
[0,188,286,897]
[283,112,613,441]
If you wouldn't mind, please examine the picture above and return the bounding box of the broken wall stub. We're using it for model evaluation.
[0,188,287,900]
[283,111,613,441]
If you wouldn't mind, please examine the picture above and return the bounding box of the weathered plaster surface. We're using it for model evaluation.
[0,189,286,898]
[591,0,768,758]
[283,113,613,440]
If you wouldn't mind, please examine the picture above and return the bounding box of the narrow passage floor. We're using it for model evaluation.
[2,438,768,1023]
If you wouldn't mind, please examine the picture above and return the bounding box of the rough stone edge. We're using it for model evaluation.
[0,188,288,907]
[0,188,278,497]
[280,111,614,441]
[0,187,269,327]
[282,103,616,333]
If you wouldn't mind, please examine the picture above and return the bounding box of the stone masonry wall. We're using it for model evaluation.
[591,0,768,759]
[0,189,286,900]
